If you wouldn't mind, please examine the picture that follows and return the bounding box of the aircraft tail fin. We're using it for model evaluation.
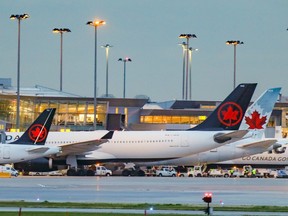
[239,87,281,136]
[190,83,257,131]
[10,108,56,145]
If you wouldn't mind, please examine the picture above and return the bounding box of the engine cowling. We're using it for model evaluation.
[14,157,67,172]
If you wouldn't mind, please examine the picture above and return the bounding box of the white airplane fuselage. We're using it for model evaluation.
[0,144,61,164]
[139,136,276,166]
[6,130,239,161]
[217,144,288,167]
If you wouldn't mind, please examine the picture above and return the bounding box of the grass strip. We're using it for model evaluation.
[0,201,287,213]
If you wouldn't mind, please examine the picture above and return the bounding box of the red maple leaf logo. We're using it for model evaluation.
[28,124,47,143]
[245,110,267,129]
[217,102,243,127]
[222,106,240,122]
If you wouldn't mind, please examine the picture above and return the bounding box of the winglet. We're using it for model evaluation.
[190,83,257,131]
[10,108,56,145]
[101,131,114,139]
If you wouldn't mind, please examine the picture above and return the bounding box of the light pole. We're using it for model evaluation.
[118,57,132,98]
[178,42,187,100]
[86,19,106,130]
[226,40,244,89]
[188,47,198,100]
[52,28,71,91]
[179,34,197,100]
[10,13,29,130]
[101,44,113,97]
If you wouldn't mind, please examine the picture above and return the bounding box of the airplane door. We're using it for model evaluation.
[181,135,189,147]
[3,146,10,159]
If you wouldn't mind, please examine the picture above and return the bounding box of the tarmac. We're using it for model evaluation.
[0,176,287,215]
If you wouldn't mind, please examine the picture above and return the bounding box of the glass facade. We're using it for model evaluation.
[0,92,285,134]
[140,115,207,125]
[0,95,108,131]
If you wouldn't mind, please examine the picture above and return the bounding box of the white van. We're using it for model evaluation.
[0,165,19,177]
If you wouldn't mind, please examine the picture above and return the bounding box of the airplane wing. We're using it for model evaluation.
[27,147,51,154]
[237,139,277,149]
[57,131,113,156]
[214,130,249,143]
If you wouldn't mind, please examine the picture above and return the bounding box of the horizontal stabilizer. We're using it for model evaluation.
[237,139,277,149]
[214,130,248,143]
[27,147,50,154]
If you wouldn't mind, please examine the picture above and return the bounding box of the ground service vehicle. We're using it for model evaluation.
[156,167,177,177]
[0,165,19,177]
[275,170,288,178]
[207,169,230,178]
[230,165,274,178]
[95,165,112,176]
[177,166,207,177]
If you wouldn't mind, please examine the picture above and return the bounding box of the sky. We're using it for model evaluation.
[1,1,288,102]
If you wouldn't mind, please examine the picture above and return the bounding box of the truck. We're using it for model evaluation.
[95,165,112,176]
[177,166,207,177]
[0,165,19,177]
[156,167,177,177]
[230,165,274,178]
[207,168,230,178]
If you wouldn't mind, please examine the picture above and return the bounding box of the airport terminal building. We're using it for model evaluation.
[0,78,287,137]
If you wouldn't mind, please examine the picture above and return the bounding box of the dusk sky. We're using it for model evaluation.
[1,1,288,102]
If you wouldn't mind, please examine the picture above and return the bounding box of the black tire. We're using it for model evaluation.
[159,173,163,177]
[137,170,145,176]
[122,169,131,176]
[86,170,95,176]
[76,169,87,176]
[67,169,77,176]
[106,173,111,176]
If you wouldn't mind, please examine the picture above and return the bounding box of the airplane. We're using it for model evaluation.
[139,87,282,167]
[215,145,288,169]
[0,108,61,164]
[8,83,257,175]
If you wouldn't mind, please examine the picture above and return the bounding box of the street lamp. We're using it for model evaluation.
[178,42,187,100]
[226,40,244,89]
[188,47,198,100]
[52,28,71,91]
[118,57,132,98]
[101,44,113,97]
[10,13,29,130]
[86,19,106,130]
[179,34,197,100]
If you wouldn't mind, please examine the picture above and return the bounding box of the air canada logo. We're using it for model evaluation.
[245,110,267,129]
[28,124,47,143]
[217,102,243,127]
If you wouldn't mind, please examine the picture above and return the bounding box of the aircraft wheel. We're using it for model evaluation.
[86,170,95,176]
[76,169,86,176]
[67,169,77,176]
[137,170,145,176]
[122,169,131,176]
